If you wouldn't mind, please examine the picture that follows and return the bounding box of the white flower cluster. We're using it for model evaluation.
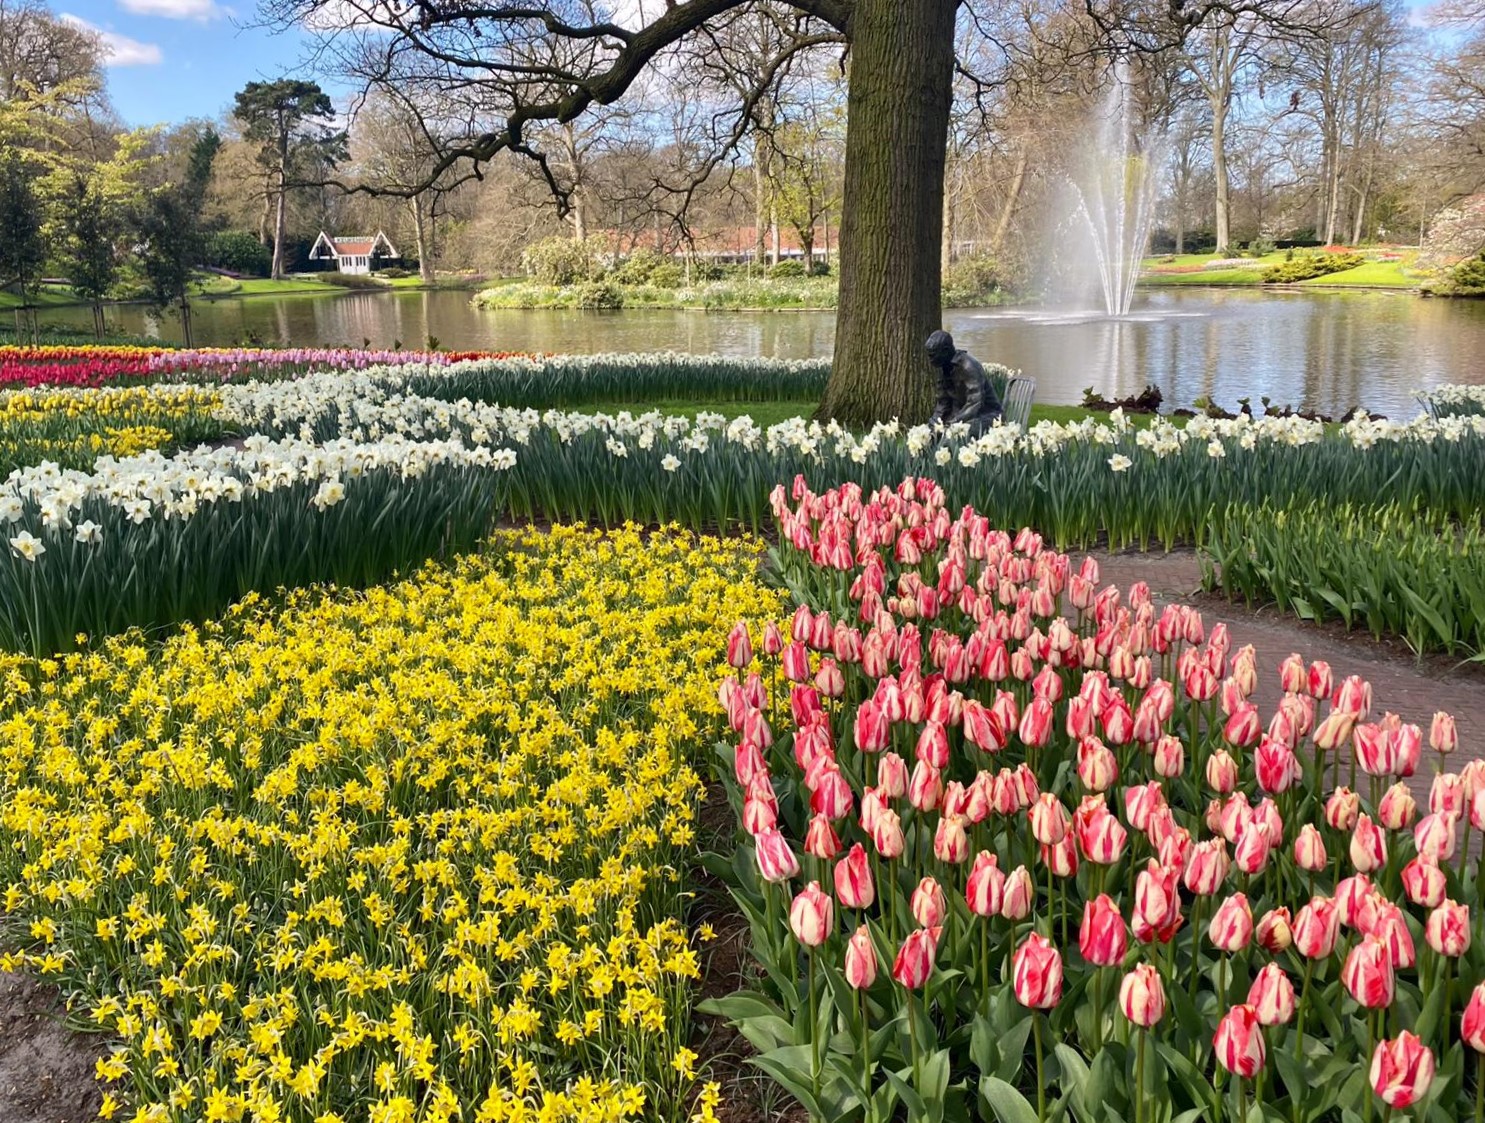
[2,434,516,557]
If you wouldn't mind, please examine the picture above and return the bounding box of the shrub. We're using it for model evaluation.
[375,266,414,279]
[1247,237,1276,256]
[647,261,685,288]
[317,272,385,290]
[808,259,832,277]
[203,231,271,277]
[520,235,609,285]
[769,259,807,278]
[1450,252,1485,295]
[1261,252,1364,283]
[611,247,666,285]
[573,279,624,309]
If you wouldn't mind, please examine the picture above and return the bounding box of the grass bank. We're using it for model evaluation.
[1139,248,1423,290]
[473,276,1012,312]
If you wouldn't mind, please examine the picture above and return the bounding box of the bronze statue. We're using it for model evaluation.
[927,330,1002,434]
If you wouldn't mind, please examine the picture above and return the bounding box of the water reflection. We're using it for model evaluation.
[38,287,1485,418]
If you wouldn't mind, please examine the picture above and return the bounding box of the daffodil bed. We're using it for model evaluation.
[0,525,782,1123]
[0,386,226,475]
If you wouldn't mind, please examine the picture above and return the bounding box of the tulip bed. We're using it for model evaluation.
[0,386,227,474]
[0,525,782,1123]
[707,477,1479,1123]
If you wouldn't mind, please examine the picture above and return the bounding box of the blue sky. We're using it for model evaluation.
[64,0,1446,130]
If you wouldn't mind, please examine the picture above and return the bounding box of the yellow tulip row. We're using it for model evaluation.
[0,525,781,1123]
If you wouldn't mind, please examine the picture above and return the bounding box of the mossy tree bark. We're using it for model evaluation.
[818,0,958,427]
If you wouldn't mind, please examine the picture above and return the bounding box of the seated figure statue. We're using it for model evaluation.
[926,330,1002,436]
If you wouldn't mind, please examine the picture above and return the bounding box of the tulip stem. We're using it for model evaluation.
[906,989,922,1094]
[1444,958,1454,1052]
[1094,967,1104,1054]
[1033,1013,1046,1123]
[1474,1052,1483,1123]
[1364,1011,1376,1123]
[858,985,870,1113]
[1046,861,1055,938]
[1295,957,1313,1065]
[1135,1027,1146,1123]
[808,950,820,1118]
[1190,898,1205,1005]
[980,917,990,1019]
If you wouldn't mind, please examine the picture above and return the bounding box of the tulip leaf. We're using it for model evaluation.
[887,1066,930,1122]
[1084,1046,1121,1123]
[748,1045,826,1119]
[1170,1110,1205,1123]
[971,1014,996,1076]
[1054,1043,1093,1123]
[921,1048,952,1121]
[1415,970,1447,1044]
[995,1016,1034,1083]
[1154,1039,1217,1116]
[979,1075,1040,1123]
[1271,1047,1307,1113]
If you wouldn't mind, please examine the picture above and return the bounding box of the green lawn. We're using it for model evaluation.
[1298,259,1418,288]
[1140,268,1265,286]
[1140,249,1422,290]
[193,275,343,298]
[0,284,87,310]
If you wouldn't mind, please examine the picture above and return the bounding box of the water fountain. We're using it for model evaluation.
[1067,65,1162,317]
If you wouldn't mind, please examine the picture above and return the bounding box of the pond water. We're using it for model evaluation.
[39,286,1485,418]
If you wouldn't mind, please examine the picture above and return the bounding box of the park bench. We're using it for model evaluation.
[1002,375,1036,433]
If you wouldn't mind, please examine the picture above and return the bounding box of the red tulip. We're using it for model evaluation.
[810,767,854,822]
[1314,709,1357,752]
[1209,893,1254,952]
[815,658,844,698]
[1256,907,1293,953]
[1325,787,1360,831]
[1012,932,1063,1009]
[1233,821,1273,877]
[844,923,878,988]
[1293,824,1327,872]
[1042,834,1079,878]
[1370,1032,1435,1108]
[1335,873,1374,929]
[933,816,969,865]
[1334,675,1371,718]
[963,700,1006,753]
[1293,897,1339,959]
[1205,749,1238,794]
[1152,735,1184,779]
[1255,738,1299,793]
[1002,865,1034,920]
[1119,963,1166,1027]
[804,813,842,860]
[834,843,875,910]
[790,881,833,947]
[1307,660,1333,699]
[1183,838,1228,897]
[915,721,949,769]
[966,851,1005,917]
[892,925,939,989]
[1432,772,1465,818]
[1393,723,1422,778]
[910,877,946,928]
[1224,703,1261,748]
[1019,696,1054,747]
[1279,653,1306,693]
[1076,739,1118,792]
[1462,983,1485,1052]
[871,809,905,860]
[1425,900,1471,958]
[1431,711,1458,755]
[1077,805,1128,865]
[1080,894,1128,967]
[1377,783,1416,831]
[1342,935,1395,1008]
[1414,812,1457,864]
[1213,1004,1266,1078]
[1248,963,1297,1026]
[727,621,753,668]
[1124,782,1165,832]
[1132,861,1183,944]
[782,640,812,682]
[1402,856,1447,908]
[1349,815,1387,874]
[1028,792,1070,845]
[876,752,908,799]
[908,760,944,814]
[756,828,800,883]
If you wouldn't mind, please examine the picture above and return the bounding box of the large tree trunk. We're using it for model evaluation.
[272,134,289,280]
[990,147,1028,256]
[1210,94,1231,253]
[819,0,956,426]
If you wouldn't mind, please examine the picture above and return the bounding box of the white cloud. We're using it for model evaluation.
[59,15,163,65]
[118,0,221,20]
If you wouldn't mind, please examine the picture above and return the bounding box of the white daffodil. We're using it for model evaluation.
[661,454,681,473]
[9,530,44,561]
[74,521,103,544]
[1109,454,1133,472]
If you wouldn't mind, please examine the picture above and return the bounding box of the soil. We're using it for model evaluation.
[0,971,105,1123]
[3,548,1481,1120]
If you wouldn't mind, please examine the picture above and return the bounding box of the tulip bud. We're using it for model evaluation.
[1152,735,1185,779]
[1308,660,1333,699]
[1042,833,1079,878]
[1256,907,1293,953]
[1462,984,1485,1052]
[1293,824,1327,872]
[1370,902,1416,969]
[934,816,969,865]
[1248,963,1297,1026]
[1425,900,1471,958]
[876,752,908,799]
[1001,865,1034,920]
[1431,711,1458,755]
[804,813,842,860]
[1342,935,1395,1008]
[1349,815,1387,873]
[1401,856,1447,908]
[1132,862,1183,944]
[844,923,878,989]
[872,809,905,860]
[1414,811,1458,863]
[1325,787,1360,831]
[1292,898,1338,961]
[1279,653,1306,693]
[1029,793,1070,845]
[910,877,947,929]
[1233,822,1272,877]
[1080,894,1129,967]
[1077,738,1118,792]
[892,926,938,989]
[1209,893,1254,953]
[1183,838,1229,897]
[1213,1004,1267,1078]
[834,843,875,910]
[1313,709,1357,752]
[815,658,845,699]
[1012,932,1063,1009]
[1335,873,1373,929]
[966,851,1005,917]
[1376,783,1416,831]
[1370,1032,1436,1109]
[727,621,753,668]
[1205,749,1238,795]
[1119,963,1166,1027]
[755,828,800,883]
[763,620,784,656]
[790,882,833,947]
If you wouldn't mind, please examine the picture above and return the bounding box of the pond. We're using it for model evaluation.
[38,286,1485,418]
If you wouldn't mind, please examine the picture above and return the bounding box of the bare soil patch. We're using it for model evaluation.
[0,971,105,1123]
